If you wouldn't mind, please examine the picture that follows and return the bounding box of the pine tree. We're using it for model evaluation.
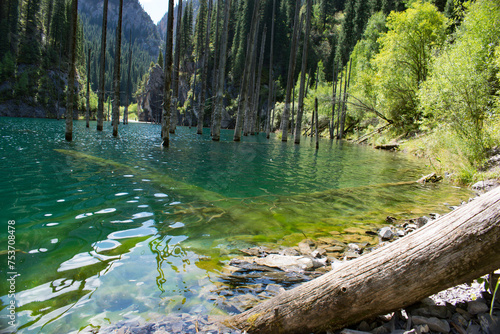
[265,0,276,139]
[18,0,42,64]
[197,0,212,134]
[170,0,183,133]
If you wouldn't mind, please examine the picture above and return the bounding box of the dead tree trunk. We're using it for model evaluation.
[330,62,337,139]
[65,0,78,141]
[250,26,266,135]
[280,0,300,142]
[97,0,108,131]
[86,47,91,128]
[197,0,212,135]
[112,0,123,138]
[293,0,311,145]
[170,0,183,134]
[265,0,276,139]
[227,186,500,333]
[123,30,132,125]
[161,0,174,146]
[211,0,231,141]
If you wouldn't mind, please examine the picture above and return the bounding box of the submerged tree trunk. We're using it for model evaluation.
[65,0,78,141]
[252,26,266,135]
[161,0,174,146]
[294,0,311,144]
[97,0,108,131]
[86,47,91,128]
[212,0,231,141]
[330,62,337,139]
[112,0,123,137]
[227,186,500,333]
[265,0,276,139]
[280,0,300,142]
[170,0,183,134]
[197,0,212,135]
[234,0,260,142]
[339,58,352,140]
[123,29,132,125]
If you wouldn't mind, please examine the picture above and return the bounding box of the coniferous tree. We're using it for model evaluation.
[18,0,42,64]
[335,0,355,68]
[97,0,108,131]
[112,0,123,137]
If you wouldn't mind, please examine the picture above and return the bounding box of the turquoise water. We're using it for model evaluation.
[0,117,472,333]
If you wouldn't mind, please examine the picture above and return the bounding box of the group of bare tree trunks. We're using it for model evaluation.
[161,0,175,147]
[226,186,500,333]
[112,0,123,137]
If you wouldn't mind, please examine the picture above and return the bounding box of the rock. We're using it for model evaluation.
[397,230,406,237]
[467,300,489,315]
[417,172,443,184]
[311,256,328,268]
[430,213,441,220]
[343,250,360,260]
[466,323,482,334]
[265,284,285,295]
[478,313,500,334]
[371,325,389,334]
[298,241,313,255]
[340,329,371,334]
[411,305,450,319]
[357,320,371,332]
[379,227,395,240]
[281,247,300,256]
[311,247,327,258]
[451,312,468,329]
[416,216,430,228]
[254,254,314,271]
[347,243,362,253]
[415,324,429,333]
[412,316,450,333]
[471,179,499,191]
[386,216,398,224]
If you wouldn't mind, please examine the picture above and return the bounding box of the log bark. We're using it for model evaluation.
[227,186,500,333]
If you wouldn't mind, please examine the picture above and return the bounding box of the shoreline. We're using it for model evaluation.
[92,182,499,334]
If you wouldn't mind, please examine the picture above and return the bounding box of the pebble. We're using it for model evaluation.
[467,300,490,315]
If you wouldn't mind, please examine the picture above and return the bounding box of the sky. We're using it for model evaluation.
[138,0,168,24]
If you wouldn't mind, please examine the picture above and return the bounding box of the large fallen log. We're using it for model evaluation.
[226,186,500,333]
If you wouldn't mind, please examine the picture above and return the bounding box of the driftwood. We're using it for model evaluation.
[226,186,500,333]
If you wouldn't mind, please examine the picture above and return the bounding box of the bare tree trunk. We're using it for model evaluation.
[265,0,276,139]
[252,26,266,135]
[293,0,311,144]
[65,0,78,141]
[197,0,212,134]
[170,0,183,134]
[227,186,500,333]
[86,47,91,128]
[212,0,231,141]
[161,0,175,146]
[234,0,260,142]
[330,62,337,139]
[336,70,343,139]
[123,30,132,125]
[112,0,123,137]
[280,0,300,142]
[210,0,222,136]
[339,58,352,140]
[97,0,108,131]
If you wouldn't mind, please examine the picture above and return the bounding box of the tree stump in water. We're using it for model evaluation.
[226,186,500,333]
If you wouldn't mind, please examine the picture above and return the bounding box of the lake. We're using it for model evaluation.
[0,117,472,333]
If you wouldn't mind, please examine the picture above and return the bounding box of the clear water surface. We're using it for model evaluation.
[0,117,472,333]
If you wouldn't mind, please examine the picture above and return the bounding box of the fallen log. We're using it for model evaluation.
[226,186,500,333]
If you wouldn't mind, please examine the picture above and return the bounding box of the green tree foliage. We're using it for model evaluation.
[372,1,448,132]
[419,0,500,165]
[18,0,43,64]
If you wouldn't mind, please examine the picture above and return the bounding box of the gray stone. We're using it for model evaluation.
[451,312,468,328]
[339,329,371,334]
[416,216,430,228]
[371,326,390,334]
[478,313,500,334]
[311,247,327,258]
[281,247,300,256]
[357,321,371,332]
[347,243,362,253]
[466,323,481,334]
[254,254,314,271]
[344,250,360,260]
[298,241,313,255]
[397,230,406,237]
[411,305,450,319]
[379,227,395,240]
[467,300,489,315]
[265,284,285,294]
[415,324,429,333]
[412,316,450,333]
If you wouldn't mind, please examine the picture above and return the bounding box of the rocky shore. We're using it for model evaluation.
[92,180,499,334]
